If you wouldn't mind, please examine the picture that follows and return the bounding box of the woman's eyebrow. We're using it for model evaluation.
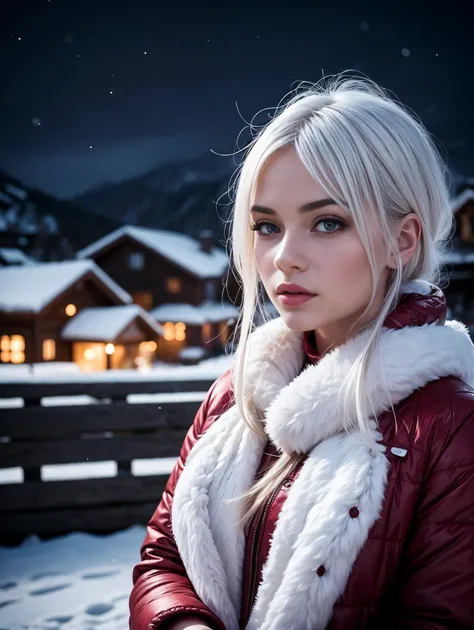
[250,198,338,215]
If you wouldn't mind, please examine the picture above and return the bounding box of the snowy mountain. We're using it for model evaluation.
[0,171,120,253]
[71,153,236,240]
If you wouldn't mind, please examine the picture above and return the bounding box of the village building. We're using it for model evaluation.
[0,247,34,266]
[0,260,162,371]
[442,187,474,328]
[76,225,239,361]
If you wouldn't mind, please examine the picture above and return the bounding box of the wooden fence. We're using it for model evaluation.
[0,377,214,544]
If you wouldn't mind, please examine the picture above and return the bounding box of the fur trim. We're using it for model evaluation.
[172,316,474,630]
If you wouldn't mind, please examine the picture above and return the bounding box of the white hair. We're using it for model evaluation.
[227,74,454,523]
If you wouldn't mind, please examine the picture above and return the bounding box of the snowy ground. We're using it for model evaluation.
[0,525,146,630]
[0,355,234,629]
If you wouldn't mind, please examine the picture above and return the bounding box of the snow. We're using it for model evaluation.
[0,524,147,629]
[151,300,239,325]
[441,248,474,264]
[61,305,163,341]
[4,182,28,201]
[198,300,239,323]
[76,225,228,279]
[179,346,206,360]
[151,303,206,325]
[450,188,474,213]
[0,354,234,384]
[0,247,34,265]
[0,260,132,313]
[0,190,12,203]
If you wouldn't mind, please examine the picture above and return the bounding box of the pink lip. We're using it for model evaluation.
[278,293,315,306]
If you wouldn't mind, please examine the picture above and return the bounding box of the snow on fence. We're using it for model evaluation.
[0,377,215,544]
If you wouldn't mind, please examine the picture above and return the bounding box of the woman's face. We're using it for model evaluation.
[252,146,389,350]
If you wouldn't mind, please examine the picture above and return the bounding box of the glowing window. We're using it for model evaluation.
[65,304,76,317]
[163,322,175,341]
[166,277,182,294]
[175,322,186,341]
[42,339,56,361]
[0,334,26,364]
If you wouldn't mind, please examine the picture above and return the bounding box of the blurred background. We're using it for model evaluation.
[0,1,473,628]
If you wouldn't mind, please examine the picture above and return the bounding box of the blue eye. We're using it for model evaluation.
[314,218,345,233]
[250,221,279,235]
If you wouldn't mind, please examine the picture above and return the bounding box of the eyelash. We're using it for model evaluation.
[249,216,346,236]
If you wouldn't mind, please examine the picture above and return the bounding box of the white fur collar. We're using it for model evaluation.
[244,316,474,454]
[172,291,474,630]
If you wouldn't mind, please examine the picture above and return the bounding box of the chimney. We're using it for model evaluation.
[198,229,214,254]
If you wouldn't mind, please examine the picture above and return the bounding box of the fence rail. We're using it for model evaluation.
[0,377,215,544]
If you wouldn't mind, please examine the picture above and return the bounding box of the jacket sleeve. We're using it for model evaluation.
[391,408,474,629]
[129,371,233,630]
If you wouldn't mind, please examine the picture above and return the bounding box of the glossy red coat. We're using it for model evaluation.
[130,292,474,629]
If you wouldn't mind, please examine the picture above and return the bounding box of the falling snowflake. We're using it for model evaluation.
[109,90,113,94]
[18,36,22,41]
[31,117,41,127]
[401,48,410,57]
[89,145,93,149]
[144,51,147,54]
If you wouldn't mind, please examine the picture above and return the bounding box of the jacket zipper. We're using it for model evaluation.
[244,484,281,626]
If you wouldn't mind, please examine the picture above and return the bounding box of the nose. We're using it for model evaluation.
[273,233,308,273]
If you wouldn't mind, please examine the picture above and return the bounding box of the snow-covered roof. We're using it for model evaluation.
[0,248,34,265]
[76,225,228,279]
[450,188,474,213]
[151,303,206,324]
[0,260,132,314]
[440,248,474,264]
[180,346,207,360]
[151,300,239,325]
[61,305,163,341]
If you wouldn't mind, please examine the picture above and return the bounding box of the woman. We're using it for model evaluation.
[129,76,474,630]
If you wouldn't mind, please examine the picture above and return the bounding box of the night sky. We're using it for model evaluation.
[0,0,472,199]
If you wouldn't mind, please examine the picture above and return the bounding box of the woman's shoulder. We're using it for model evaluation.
[396,376,474,470]
[204,368,235,419]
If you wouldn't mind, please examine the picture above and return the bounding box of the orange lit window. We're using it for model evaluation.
[1,334,25,363]
[175,322,186,341]
[163,322,186,341]
[42,338,56,361]
[202,322,212,343]
[139,340,157,353]
[166,277,182,294]
[132,291,153,310]
[65,303,76,317]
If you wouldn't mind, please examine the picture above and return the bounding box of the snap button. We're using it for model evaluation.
[349,507,360,518]
[282,480,292,489]
[317,565,326,577]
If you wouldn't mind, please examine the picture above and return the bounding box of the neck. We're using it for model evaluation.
[314,288,387,355]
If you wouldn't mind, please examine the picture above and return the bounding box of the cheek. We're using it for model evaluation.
[322,238,374,293]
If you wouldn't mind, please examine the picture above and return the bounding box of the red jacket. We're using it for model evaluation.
[130,290,474,629]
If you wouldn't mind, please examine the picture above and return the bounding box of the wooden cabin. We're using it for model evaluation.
[0,260,162,370]
[76,226,239,361]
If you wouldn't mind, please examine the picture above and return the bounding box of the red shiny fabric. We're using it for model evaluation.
[130,289,474,629]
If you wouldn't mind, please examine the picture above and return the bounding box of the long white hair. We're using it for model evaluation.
[227,74,453,523]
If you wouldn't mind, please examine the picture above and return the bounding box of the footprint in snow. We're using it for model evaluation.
[86,602,114,616]
[0,598,19,609]
[29,583,71,596]
[45,615,73,625]
[81,568,121,580]
[0,581,17,590]
[30,571,65,582]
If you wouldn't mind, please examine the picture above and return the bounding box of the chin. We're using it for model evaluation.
[276,309,326,332]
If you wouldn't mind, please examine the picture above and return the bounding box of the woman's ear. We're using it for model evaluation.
[387,213,422,269]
